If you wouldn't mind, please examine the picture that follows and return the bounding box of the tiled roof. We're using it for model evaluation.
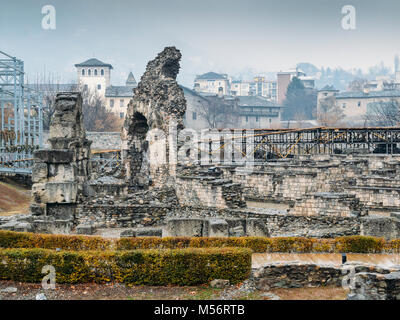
[237,96,280,108]
[105,85,134,97]
[336,90,400,99]
[195,72,227,80]
[319,85,338,92]
[74,58,113,69]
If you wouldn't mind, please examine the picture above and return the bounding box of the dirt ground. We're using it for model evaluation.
[0,180,31,216]
[0,280,348,300]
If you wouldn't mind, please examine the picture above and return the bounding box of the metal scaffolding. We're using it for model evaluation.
[199,126,400,164]
[0,50,43,174]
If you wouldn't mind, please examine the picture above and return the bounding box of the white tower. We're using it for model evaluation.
[75,58,113,98]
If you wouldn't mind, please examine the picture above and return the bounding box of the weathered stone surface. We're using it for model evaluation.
[165,218,206,237]
[121,46,186,189]
[76,222,95,235]
[31,162,48,183]
[208,219,229,237]
[246,218,269,237]
[210,279,230,288]
[29,92,92,234]
[34,150,74,164]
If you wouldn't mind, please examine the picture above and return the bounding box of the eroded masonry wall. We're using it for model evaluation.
[121,47,186,190]
[30,92,92,233]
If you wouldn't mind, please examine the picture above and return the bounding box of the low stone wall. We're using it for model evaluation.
[349,271,400,300]
[77,203,171,229]
[176,176,246,209]
[219,155,400,214]
[252,262,343,290]
[290,192,365,217]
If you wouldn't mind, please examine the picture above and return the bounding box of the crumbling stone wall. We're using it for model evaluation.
[30,92,92,233]
[219,154,400,215]
[121,47,186,190]
[348,269,400,300]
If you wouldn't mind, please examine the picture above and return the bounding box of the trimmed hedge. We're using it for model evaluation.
[0,247,252,285]
[0,230,399,253]
[0,230,111,251]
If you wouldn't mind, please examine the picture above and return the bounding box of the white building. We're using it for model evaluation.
[105,72,137,119]
[237,96,282,129]
[193,72,231,95]
[74,58,113,97]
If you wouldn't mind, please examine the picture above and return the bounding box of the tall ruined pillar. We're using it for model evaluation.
[30,92,92,233]
[121,47,186,190]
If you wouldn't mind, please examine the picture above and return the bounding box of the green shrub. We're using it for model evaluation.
[0,230,111,251]
[334,235,385,253]
[1,230,399,253]
[0,247,252,285]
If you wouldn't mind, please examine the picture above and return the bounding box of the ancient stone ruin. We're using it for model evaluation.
[22,93,91,233]
[1,46,400,242]
[121,46,186,190]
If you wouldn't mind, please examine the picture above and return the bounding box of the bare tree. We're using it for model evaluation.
[80,85,122,132]
[30,73,77,130]
[364,99,400,127]
[197,96,238,128]
[317,96,345,126]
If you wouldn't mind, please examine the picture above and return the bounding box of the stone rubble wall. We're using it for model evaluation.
[29,92,92,233]
[348,272,400,300]
[219,154,400,215]
[253,261,400,300]
[253,262,343,290]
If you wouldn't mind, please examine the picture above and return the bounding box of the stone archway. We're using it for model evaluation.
[121,47,186,190]
[124,111,150,188]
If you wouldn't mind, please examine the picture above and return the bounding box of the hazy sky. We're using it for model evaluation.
[1,0,400,87]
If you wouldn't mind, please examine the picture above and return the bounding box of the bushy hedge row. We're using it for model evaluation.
[116,236,396,253]
[0,247,252,285]
[0,230,111,251]
[0,230,398,253]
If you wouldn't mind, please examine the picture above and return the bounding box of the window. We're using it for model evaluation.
[358,101,361,107]
[246,116,249,122]
[120,112,124,119]
[110,99,114,108]
[120,99,124,107]
[101,69,104,76]
[324,93,328,96]
[342,103,346,108]
[88,69,91,76]
[81,69,85,76]
[94,69,98,76]
[97,84,101,90]
[269,118,272,123]
[84,84,88,90]
[256,116,259,122]
[192,112,197,120]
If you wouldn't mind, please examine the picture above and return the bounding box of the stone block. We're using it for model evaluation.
[48,163,76,182]
[210,279,230,288]
[164,218,206,237]
[34,149,74,163]
[44,182,78,203]
[30,203,46,216]
[207,218,229,237]
[76,223,95,235]
[47,203,76,220]
[32,162,48,183]
[246,218,269,237]
[226,219,246,237]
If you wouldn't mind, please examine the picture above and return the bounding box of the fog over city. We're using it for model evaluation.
[1,0,400,87]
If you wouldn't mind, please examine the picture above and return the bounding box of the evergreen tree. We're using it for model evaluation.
[282,77,316,121]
